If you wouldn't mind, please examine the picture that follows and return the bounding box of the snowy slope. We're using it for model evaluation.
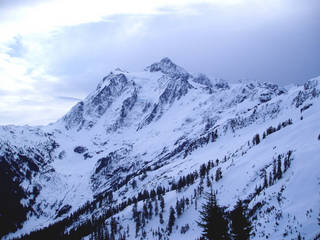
[1,58,319,240]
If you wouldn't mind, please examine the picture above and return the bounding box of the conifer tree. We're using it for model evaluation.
[277,155,282,179]
[197,191,229,240]
[176,199,182,217]
[148,200,153,219]
[160,195,165,212]
[230,200,252,240]
[272,159,277,180]
[269,172,273,186]
[135,212,140,236]
[167,207,176,235]
[263,172,268,189]
[155,199,159,216]
[132,202,138,220]
[215,167,223,182]
[159,212,164,224]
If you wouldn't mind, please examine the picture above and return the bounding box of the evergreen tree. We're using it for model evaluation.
[277,155,282,179]
[160,195,165,212]
[155,199,159,216]
[143,202,149,219]
[197,191,229,240]
[207,175,212,187]
[230,200,252,240]
[167,207,176,235]
[200,164,207,178]
[110,217,117,235]
[135,212,140,236]
[263,172,268,189]
[297,233,302,240]
[131,179,137,189]
[159,212,164,224]
[272,159,277,180]
[269,172,273,186]
[215,167,223,182]
[148,200,153,219]
[132,202,138,220]
[176,199,182,217]
[252,134,260,145]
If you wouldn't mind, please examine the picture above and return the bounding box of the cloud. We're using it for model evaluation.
[0,0,319,125]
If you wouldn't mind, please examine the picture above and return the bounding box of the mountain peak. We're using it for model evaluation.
[145,57,189,77]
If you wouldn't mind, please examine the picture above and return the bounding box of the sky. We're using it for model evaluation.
[0,0,319,126]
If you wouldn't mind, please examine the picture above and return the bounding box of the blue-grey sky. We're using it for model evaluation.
[0,0,319,125]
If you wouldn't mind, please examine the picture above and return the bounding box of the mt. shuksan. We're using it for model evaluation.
[0,58,319,240]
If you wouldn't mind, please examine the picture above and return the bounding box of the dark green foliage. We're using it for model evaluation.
[262,132,266,139]
[252,134,260,145]
[197,191,229,240]
[0,157,29,238]
[230,200,252,240]
[268,172,273,186]
[200,163,207,178]
[131,179,137,189]
[283,151,292,172]
[215,167,222,182]
[148,200,153,218]
[160,195,165,212]
[272,159,277,182]
[167,207,176,235]
[297,233,302,240]
[263,172,268,189]
[155,199,159,216]
[135,212,141,236]
[277,155,282,179]
[159,212,164,224]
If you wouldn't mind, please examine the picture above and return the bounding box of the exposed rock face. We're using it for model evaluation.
[293,77,320,107]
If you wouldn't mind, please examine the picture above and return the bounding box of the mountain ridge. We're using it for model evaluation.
[0,58,319,240]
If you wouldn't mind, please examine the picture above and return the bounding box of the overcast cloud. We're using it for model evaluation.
[0,0,319,125]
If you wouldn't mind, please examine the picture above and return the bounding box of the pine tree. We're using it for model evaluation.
[148,200,153,219]
[200,164,207,178]
[160,195,165,212]
[297,233,302,240]
[207,175,212,187]
[252,134,260,145]
[263,172,268,189]
[132,202,138,220]
[167,207,176,235]
[176,199,182,217]
[269,172,273,186]
[277,155,282,179]
[159,212,164,224]
[110,217,117,235]
[197,191,229,240]
[155,199,159,216]
[135,212,140,236]
[215,167,222,182]
[272,158,277,180]
[143,202,149,219]
[230,200,252,240]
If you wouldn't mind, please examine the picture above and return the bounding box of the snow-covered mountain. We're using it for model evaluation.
[1,58,319,240]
